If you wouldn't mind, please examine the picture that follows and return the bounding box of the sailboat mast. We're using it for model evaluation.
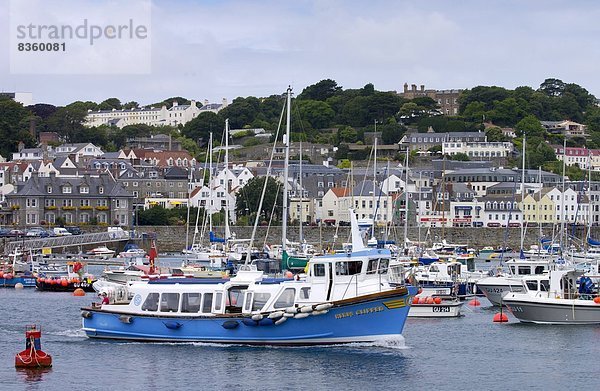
[559,137,567,251]
[520,135,526,252]
[372,137,377,239]
[184,167,192,251]
[299,139,303,243]
[587,150,592,247]
[224,119,231,240]
[537,166,542,256]
[403,151,409,252]
[209,132,213,233]
[282,87,291,252]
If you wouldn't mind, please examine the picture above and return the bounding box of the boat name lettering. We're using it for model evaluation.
[508,306,523,313]
[432,306,451,313]
[335,311,354,319]
[355,306,384,316]
[488,288,504,294]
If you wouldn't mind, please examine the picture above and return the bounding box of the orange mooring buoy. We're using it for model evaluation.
[593,297,600,304]
[493,312,509,323]
[15,325,52,368]
[73,288,86,296]
[468,298,481,307]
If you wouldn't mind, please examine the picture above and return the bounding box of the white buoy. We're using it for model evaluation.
[314,303,333,311]
[14,283,24,290]
[275,317,287,325]
[300,306,313,314]
[268,311,285,319]
[311,310,329,316]
[283,313,295,318]
[294,313,310,319]
[285,306,297,314]
[251,314,263,321]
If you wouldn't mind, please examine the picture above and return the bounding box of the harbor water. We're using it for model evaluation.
[1,259,599,390]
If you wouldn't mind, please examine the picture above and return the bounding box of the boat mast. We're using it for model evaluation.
[537,166,542,257]
[586,150,592,249]
[209,132,213,233]
[299,139,303,243]
[372,136,377,240]
[282,87,291,253]
[520,134,526,252]
[184,166,192,252]
[559,137,566,252]
[403,150,410,253]
[224,119,231,240]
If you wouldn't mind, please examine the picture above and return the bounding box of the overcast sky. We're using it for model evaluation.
[2,0,600,106]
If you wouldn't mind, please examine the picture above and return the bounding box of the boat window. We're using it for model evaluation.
[141,293,159,312]
[226,287,246,313]
[540,280,550,292]
[525,280,538,291]
[518,266,531,275]
[335,261,363,276]
[252,292,271,311]
[202,293,213,313]
[160,293,180,312]
[378,259,389,274]
[534,266,545,274]
[430,265,439,272]
[300,287,310,299]
[243,292,253,312]
[181,293,201,313]
[314,264,325,277]
[367,259,378,274]
[509,266,516,274]
[274,288,296,309]
[214,292,223,311]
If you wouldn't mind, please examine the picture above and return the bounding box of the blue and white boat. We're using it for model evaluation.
[81,208,416,345]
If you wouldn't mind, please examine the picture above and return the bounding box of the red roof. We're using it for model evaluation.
[330,187,351,197]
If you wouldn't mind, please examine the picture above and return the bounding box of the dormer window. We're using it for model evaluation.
[99,186,104,194]
[63,185,72,194]
[80,186,89,194]
[47,186,52,194]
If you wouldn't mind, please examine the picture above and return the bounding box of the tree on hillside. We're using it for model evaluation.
[218,97,260,129]
[149,97,192,109]
[515,115,545,138]
[380,122,406,144]
[181,112,225,145]
[45,104,88,142]
[0,99,36,156]
[297,100,335,129]
[298,79,341,101]
[98,98,122,111]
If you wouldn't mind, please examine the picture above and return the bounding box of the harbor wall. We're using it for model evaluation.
[2,225,592,253]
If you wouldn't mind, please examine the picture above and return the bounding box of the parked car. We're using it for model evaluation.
[7,229,25,238]
[65,226,83,235]
[52,227,72,236]
[26,227,50,237]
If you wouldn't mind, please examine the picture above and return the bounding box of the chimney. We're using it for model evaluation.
[403,83,408,93]
[411,84,417,92]
[203,99,209,106]
[172,101,178,107]
[18,141,25,152]
[222,98,228,107]
[420,84,425,91]
[191,100,197,108]
[29,118,36,139]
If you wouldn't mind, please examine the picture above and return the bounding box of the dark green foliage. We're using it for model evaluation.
[137,206,202,226]
[235,177,282,223]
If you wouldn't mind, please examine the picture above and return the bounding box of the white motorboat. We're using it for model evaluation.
[408,295,463,318]
[476,258,553,306]
[86,246,115,257]
[503,265,600,324]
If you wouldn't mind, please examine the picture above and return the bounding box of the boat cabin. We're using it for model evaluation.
[521,269,585,300]
[505,259,549,277]
[109,249,405,317]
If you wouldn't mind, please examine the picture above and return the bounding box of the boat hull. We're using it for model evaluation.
[82,287,416,345]
[1,277,37,288]
[503,297,600,324]
[37,279,96,292]
[476,282,523,306]
[408,301,463,318]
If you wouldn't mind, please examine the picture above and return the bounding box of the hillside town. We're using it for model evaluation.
[1,79,600,232]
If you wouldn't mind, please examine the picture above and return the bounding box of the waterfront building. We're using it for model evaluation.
[442,141,513,159]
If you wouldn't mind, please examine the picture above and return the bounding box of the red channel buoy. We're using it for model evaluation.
[468,298,481,307]
[493,312,509,323]
[15,325,52,368]
[73,288,85,296]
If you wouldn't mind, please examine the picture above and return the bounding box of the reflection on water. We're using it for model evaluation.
[15,367,52,383]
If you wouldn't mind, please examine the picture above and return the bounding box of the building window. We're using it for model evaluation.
[80,186,89,194]
[47,186,52,194]
[99,187,104,194]
[62,186,72,194]
[80,213,89,223]
[26,198,37,208]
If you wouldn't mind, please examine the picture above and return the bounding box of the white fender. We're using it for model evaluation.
[311,310,329,316]
[285,306,298,314]
[251,314,263,321]
[314,303,333,311]
[283,313,295,318]
[268,311,285,319]
[300,306,313,313]
[294,313,310,319]
[275,317,287,325]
